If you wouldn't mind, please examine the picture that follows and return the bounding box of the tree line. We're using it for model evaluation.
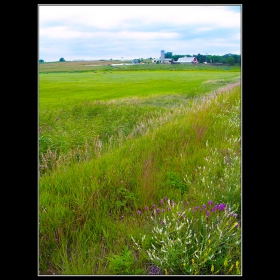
[164,52,241,65]
[39,53,240,65]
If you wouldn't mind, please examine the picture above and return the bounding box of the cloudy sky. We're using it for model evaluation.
[38,4,241,62]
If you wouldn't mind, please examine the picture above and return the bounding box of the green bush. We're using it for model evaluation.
[132,199,241,275]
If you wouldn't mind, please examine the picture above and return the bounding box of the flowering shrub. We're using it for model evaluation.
[132,198,241,275]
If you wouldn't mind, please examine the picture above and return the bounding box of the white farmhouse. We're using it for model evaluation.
[176,56,198,63]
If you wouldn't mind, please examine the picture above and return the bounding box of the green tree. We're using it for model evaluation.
[59,58,65,62]
[171,54,185,61]
[165,52,173,58]
[39,59,44,63]
[226,57,235,66]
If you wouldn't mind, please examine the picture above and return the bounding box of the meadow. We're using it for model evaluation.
[39,61,241,275]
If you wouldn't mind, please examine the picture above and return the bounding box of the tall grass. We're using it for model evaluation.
[39,80,241,275]
[39,69,240,176]
[39,60,241,73]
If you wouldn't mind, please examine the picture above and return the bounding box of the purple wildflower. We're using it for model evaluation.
[137,210,142,215]
[145,206,149,211]
[202,204,206,209]
[208,200,214,205]
[161,220,165,225]
[156,208,161,213]
[164,196,168,201]
[218,203,226,211]
[212,205,218,212]
[206,211,210,217]
[153,204,157,208]
[162,209,165,213]
[149,265,161,275]
[160,199,164,205]
[167,207,171,211]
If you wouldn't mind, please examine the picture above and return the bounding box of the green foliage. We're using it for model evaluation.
[39,59,44,63]
[59,57,65,62]
[172,54,184,61]
[165,52,173,58]
[115,187,137,214]
[107,246,143,275]
[165,171,188,193]
[226,57,235,66]
[39,69,240,175]
[132,200,241,275]
[39,65,241,275]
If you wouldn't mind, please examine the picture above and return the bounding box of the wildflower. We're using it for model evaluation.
[231,222,239,229]
[192,259,195,265]
[183,263,186,267]
[224,259,228,267]
[229,264,234,272]
[229,212,237,218]
[206,211,210,217]
[167,207,171,211]
[236,261,239,268]
[162,209,165,213]
[153,204,157,208]
[164,196,168,201]
[211,264,214,272]
[202,204,206,209]
[156,208,161,213]
[208,200,214,205]
[212,205,218,212]
[160,199,164,205]
[218,203,226,211]
[164,268,168,275]
[145,206,149,211]
[161,220,165,225]
[137,210,142,215]
[148,265,161,275]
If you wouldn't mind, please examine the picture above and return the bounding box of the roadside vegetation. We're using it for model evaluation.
[39,61,241,275]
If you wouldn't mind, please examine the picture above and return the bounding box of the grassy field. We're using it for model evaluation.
[39,61,241,275]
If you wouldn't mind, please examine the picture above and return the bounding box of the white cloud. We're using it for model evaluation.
[38,4,241,61]
[40,28,179,41]
[39,4,240,29]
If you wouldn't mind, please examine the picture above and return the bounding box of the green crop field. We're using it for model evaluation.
[39,61,242,275]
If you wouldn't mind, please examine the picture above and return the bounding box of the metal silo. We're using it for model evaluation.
[161,50,165,64]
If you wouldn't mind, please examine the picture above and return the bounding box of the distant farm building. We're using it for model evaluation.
[175,56,198,64]
[161,50,165,64]
[152,58,173,64]
[153,51,198,64]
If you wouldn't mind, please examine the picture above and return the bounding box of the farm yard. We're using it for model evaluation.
[39,60,241,275]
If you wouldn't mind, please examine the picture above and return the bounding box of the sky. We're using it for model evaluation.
[38,4,241,62]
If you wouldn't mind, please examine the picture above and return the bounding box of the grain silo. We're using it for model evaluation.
[161,50,165,64]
